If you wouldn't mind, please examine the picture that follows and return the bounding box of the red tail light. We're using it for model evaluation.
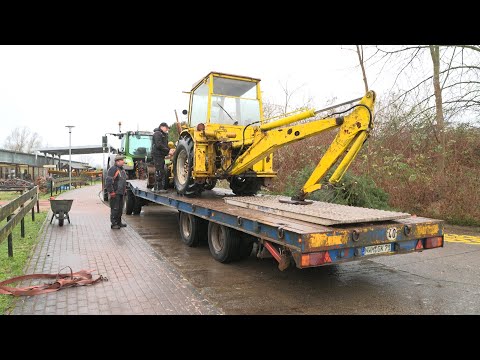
[424,236,443,249]
[415,240,424,250]
[301,251,332,267]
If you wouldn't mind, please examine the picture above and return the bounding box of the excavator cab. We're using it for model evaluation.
[187,72,263,127]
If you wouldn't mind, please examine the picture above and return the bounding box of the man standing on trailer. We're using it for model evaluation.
[105,154,128,229]
[151,122,174,193]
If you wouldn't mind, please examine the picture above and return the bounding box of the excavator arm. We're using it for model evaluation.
[229,91,376,203]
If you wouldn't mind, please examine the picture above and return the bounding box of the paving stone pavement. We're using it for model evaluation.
[11,185,221,315]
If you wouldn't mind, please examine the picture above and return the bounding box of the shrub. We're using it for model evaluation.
[283,164,390,210]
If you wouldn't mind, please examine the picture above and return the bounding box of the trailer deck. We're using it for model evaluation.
[127,179,445,269]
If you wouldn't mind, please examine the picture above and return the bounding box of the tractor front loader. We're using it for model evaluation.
[173,72,375,204]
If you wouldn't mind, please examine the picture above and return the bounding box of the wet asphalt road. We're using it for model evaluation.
[125,204,480,315]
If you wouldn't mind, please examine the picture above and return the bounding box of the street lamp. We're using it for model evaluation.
[65,125,75,189]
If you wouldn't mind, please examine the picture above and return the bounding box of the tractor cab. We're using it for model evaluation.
[187,72,264,127]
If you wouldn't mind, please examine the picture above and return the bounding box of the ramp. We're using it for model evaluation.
[224,195,410,226]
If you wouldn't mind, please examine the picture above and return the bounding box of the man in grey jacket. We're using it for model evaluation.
[105,154,128,229]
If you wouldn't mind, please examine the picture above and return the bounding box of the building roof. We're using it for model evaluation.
[35,145,107,156]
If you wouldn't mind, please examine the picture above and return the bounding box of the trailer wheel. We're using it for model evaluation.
[173,135,204,197]
[178,212,207,247]
[132,197,142,215]
[237,234,256,260]
[207,222,240,263]
[126,190,135,215]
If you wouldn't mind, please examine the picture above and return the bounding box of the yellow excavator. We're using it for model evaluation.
[173,72,375,204]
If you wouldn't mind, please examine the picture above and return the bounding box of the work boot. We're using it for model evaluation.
[111,224,121,229]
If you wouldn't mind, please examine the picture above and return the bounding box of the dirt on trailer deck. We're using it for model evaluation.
[225,195,411,226]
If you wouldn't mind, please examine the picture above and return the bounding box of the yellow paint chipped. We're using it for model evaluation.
[414,224,440,237]
[308,233,348,248]
[445,233,480,245]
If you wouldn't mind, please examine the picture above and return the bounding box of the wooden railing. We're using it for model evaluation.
[50,176,90,196]
[0,186,39,257]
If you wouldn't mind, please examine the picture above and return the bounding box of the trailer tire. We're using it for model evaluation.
[237,234,256,260]
[126,190,135,215]
[207,222,240,263]
[179,212,206,247]
[132,197,142,215]
[173,135,204,197]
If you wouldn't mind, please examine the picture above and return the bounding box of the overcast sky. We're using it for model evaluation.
[0,45,393,167]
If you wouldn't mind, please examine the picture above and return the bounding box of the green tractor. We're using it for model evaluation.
[102,126,153,201]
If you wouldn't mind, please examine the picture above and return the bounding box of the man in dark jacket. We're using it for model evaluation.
[151,122,174,193]
[105,154,128,229]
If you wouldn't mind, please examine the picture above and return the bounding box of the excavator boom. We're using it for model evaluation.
[229,91,376,202]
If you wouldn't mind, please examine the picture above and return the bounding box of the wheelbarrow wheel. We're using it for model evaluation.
[58,218,64,227]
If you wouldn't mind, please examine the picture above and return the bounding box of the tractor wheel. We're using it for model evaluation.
[203,178,217,191]
[126,189,135,215]
[229,176,262,196]
[173,136,204,197]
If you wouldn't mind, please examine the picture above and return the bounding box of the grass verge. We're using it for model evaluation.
[0,211,47,314]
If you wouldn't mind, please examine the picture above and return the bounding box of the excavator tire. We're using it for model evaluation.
[229,176,261,196]
[173,135,204,197]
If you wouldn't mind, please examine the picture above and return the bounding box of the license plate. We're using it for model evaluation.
[363,244,392,256]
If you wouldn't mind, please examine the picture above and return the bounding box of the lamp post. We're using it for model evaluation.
[65,125,75,189]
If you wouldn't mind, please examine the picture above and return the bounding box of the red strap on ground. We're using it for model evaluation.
[0,267,107,296]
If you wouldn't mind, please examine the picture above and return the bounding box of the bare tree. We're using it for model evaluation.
[356,45,369,92]
[363,45,480,191]
[262,98,283,121]
[429,45,446,187]
[278,80,313,115]
[4,127,43,153]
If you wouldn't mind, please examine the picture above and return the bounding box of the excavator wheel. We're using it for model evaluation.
[229,176,262,196]
[173,135,205,197]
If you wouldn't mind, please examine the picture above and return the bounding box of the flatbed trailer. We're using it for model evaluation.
[126,179,444,270]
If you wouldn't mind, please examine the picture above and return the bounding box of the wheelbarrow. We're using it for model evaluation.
[49,199,74,227]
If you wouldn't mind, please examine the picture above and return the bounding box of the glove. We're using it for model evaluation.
[109,192,116,198]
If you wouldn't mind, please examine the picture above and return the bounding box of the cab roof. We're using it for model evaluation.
[191,71,261,90]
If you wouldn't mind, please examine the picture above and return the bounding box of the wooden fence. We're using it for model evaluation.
[0,186,39,257]
[50,176,90,196]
